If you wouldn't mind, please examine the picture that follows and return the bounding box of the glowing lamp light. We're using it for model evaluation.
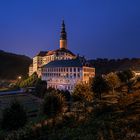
[18,76,22,80]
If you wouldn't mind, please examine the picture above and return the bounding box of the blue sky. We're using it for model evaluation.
[0,0,140,59]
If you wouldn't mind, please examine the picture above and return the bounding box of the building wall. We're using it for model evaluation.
[33,56,43,73]
[56,52,75,60]
[31,52,75,76]
[82,66,95,83]
[42,66,95,92]
[42,67,82,91]
[42,54,55,65]
[60,40,67,49]
[29,66,33,76]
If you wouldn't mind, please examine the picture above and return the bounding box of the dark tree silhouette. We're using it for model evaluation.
[60,90,71,102]
[91,76,110,99]
[117,69,134,93]
[43,91,65,118]
[117,69,134,83]
[72,83,93,102]
[1,101,27,130]
[35,79,47,98]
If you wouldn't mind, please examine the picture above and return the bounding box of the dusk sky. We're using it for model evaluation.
[0,0,140,59]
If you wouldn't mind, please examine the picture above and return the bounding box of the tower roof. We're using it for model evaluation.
[60,20,67,40]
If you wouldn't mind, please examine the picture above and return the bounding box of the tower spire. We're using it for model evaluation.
[60,20,67,49]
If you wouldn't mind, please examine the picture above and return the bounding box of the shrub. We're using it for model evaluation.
[59,90,71,102]
[91,76,110,100]
[1,101,27,130]
[35,79,47,98]
[43,92,66,118]
[105,72,120,93]
[117,69,134,83]
[72,83,93,102]
[19,72,38,88]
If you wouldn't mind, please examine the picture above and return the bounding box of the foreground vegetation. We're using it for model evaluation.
[0,70,140,140]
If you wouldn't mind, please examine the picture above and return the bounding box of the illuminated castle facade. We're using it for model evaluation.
[29,21,95,91]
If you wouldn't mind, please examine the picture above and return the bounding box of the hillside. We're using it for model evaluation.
[0,50,32,80]
[1,50,140,80]
[1,79,140,140]
[89,58,140,75]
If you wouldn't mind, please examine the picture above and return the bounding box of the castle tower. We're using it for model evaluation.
[60,20,67,49]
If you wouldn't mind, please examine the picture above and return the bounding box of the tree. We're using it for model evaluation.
[117,69,134,84]
[1,101,27,130]
[19,72,38,88]
[46,87,56,94]
[60,90,71,102]
[105,72,120,94]
[117,70,135,93]
[91,76,110,100]
[43,91,65,118]
[35,79,47,98]
[72,82,93,102]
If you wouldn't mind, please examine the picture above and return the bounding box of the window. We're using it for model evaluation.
[78,68,80,72]
[66,73,69,78]
[77,73,80,77]
[67,68,68,72]
[70,73,72,78]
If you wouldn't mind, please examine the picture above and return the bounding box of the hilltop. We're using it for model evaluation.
[0,50,32,80]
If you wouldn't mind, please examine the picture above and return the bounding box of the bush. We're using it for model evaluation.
[35,79,47,98]
[72,83,93,102]
[59,90,71,102]
[43,92,66,118]
[117,69,134,83]
[91,76,110,100]
[1,101,27,130]
[19,72,38,88]
[94,103,116,117]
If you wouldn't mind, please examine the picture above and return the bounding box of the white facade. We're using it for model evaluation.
[42,62,95,92]
[29,65,33,76]
[29,50,76,76]
[42,67,82,91]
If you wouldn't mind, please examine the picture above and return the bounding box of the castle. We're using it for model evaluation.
[29,21,95,91]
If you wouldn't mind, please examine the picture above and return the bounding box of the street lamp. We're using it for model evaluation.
[18,76,22,80]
